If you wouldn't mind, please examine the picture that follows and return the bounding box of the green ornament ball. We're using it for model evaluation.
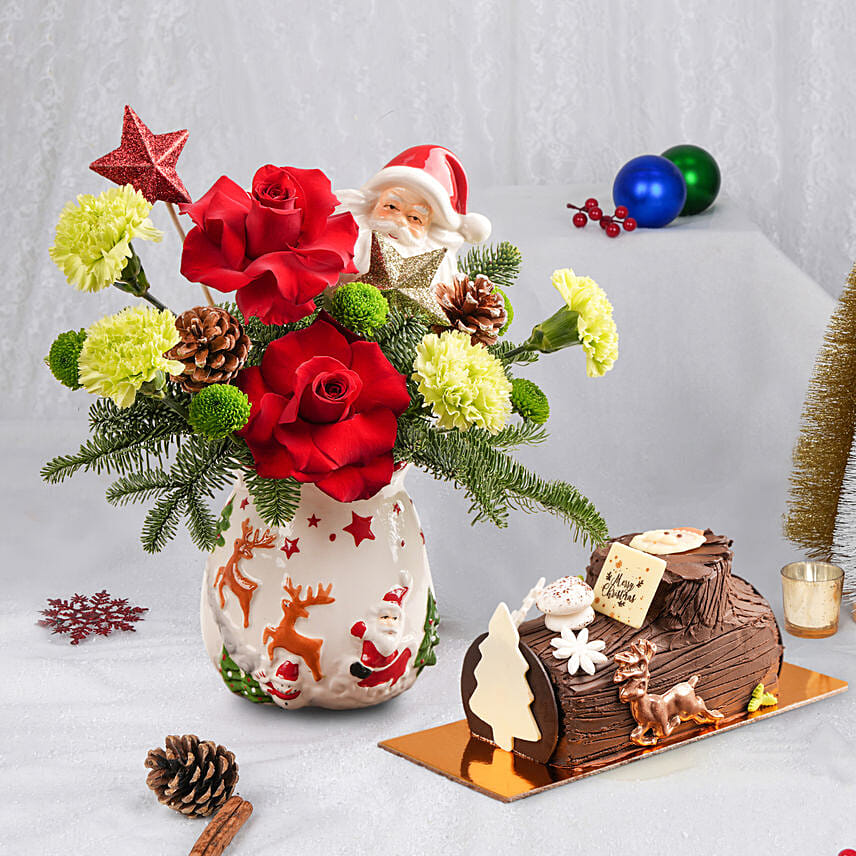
[661,144,721,216]
[188,383,251,439]
[46,329,87,389]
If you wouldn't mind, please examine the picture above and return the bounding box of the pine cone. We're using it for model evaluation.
[166,307,250,393]
[434,273,507,346]
[144,734,238,818]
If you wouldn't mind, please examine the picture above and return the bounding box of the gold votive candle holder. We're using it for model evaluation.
[780,561,843,638]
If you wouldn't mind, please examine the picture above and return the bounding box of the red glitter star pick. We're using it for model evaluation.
[89,105,191,204]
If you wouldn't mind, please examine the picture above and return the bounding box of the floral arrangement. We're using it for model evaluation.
[43,112,618,553]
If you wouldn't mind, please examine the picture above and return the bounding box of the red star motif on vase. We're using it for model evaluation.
[343,512,375,547]
[307,514,321,528]
[280,537,300,559]
[89,105,191,204]
[392,502,402,514]
[240,498,249,510]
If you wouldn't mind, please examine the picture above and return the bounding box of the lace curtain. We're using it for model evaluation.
[3,0,855,417]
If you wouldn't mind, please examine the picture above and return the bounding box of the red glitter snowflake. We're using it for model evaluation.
[38,591,148,645]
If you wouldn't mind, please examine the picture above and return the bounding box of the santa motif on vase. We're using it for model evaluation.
[335,145,492,288]
[201,467,437,710]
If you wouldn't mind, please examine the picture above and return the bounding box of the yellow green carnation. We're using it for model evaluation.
[78,306,184,408]
[551,268,618,377]
[413,330,512,433]
[49,185,162,293]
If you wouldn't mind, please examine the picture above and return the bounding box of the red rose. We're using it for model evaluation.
[237,314,411,502]
[179,165,358,324]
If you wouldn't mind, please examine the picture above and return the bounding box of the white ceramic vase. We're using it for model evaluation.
[200,467,438,709]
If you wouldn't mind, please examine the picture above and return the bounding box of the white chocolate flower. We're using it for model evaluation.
[629,528,706,555]
[550,627,608,676]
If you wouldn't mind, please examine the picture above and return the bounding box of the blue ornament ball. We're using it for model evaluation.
[612,155,687,228]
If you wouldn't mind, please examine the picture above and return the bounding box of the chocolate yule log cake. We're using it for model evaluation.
[461,529,783,769]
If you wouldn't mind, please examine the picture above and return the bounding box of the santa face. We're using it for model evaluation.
[367,603,404,656]
[367,186,432,248]
[253,659,303,703]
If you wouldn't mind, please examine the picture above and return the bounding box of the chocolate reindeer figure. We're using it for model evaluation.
[613,640,724,746]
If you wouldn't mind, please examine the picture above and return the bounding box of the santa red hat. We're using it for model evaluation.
[358,145,491,244]
[382,584,409,607]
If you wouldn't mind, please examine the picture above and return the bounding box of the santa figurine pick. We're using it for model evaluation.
[349,571,415,688]
[335,145,492,287]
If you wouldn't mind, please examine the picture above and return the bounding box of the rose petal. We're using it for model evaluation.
[274,420,338,475]
[278,355,348,421]
[309,409,398,468]
[262,320,352,393]
[298,369,362,424]
[246,439,296,479]
[245,201,303,257]
[180,175,250,231]
[180,227,251,293]
[284,167,339,244]
[293,211,359,274]
[236,269,317,326]
[349,342,411,415]
[314,454,394,502]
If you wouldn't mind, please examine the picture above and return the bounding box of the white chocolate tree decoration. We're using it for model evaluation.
[468,603,541,751]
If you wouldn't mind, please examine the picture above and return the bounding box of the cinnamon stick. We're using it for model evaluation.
[189,795,253,856]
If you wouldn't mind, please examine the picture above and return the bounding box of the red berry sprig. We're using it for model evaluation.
[567,198,637,238]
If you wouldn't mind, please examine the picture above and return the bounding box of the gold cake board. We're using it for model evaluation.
[379,662,847,802]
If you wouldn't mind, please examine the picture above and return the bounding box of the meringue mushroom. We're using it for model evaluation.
[536,575,595,632]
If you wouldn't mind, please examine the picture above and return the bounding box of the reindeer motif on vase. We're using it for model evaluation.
[264,577,336,682]
[613,639,724,747]
[213,518,277,628]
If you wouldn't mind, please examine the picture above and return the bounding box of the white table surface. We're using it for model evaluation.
[3,186,855,855]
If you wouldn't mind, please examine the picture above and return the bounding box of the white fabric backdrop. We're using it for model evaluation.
[3,0,856,416]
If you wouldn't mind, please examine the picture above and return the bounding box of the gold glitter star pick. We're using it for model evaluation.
[361,232,449,324]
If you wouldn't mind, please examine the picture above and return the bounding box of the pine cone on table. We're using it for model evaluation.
[144,734,239,818]
[165,307,250,393]
[434,273,507,346]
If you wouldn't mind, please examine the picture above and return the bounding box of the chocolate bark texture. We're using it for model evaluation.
[461,530,783,769]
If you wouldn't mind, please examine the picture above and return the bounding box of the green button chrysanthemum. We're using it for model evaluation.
[78,305,184,408]
[551,268,618,378]
[49,185,163,293]
[330,281,389,337]
[188,384,251,439]
[510,377,550,424]
[413,330,512,433]
[46,329,87,389]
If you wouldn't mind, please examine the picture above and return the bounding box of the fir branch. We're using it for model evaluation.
[42,397,188,484]
[373,309,429,375]
[234,307,319,367]
[134,437,243,553]
[478,420,549,450]
[490,339,540,367]
[141,491,184,554]
[105,469,173,507]
[458,241,523,290]
[396,418,608,547]
[230,442,301,527]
